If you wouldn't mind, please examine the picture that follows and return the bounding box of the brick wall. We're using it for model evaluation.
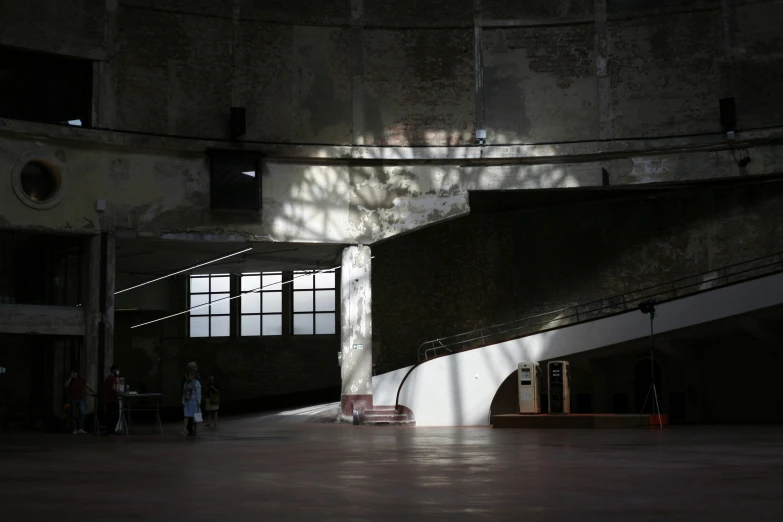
[9,0,781,144]
[372,181,783,372]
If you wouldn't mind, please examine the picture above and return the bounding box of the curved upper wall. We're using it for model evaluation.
[0,0,782,146]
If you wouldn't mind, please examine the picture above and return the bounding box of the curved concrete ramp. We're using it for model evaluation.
[375,272,783,426]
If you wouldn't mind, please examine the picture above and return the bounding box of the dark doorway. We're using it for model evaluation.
[0,334,82,432]
[612,393,629,413]
[670,391,686,421]
[575,393,592,413]
[634,359,663,414]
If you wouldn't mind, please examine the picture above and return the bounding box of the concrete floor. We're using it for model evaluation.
[2,418,783,521]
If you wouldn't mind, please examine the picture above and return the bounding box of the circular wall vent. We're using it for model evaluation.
[11,155,65,210]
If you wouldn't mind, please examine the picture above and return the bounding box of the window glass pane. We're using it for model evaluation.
[314,290,335,312]
[314,271,335,289]
[211,276,230,293]
[293,314,314,335]
[293,271,313,289]
[293,291,313,312]
[315,313,336,335]
[190,294,210,315]
[210,293,231,315]
[262,273,283,291]
[190,317,209,337]
[262,315,283,336]
[241,292,260,314]
[263,292,282,313]
[211,316,230,337]
[241,274,260,291]
[241,315,260,336]
[190,276,209,293]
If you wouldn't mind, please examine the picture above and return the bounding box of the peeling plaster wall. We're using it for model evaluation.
[2,0,783,244]
[4,128,783,242]
[360,28,475,146]
[483,23,597,143]
[115,5,353,142]
[372,181,783,372]
[340,246,372,409]
[2,0,782,144]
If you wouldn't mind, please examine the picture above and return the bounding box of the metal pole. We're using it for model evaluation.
[649,311,663,430]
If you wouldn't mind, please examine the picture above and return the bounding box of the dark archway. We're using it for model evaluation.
[634,359,663,414]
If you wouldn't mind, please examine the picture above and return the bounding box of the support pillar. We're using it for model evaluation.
[102,232,116,377]
[83,232,115,415]
[83,234,101,416]
[340,245,372,418]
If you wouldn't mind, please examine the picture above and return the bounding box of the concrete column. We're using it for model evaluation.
[83,232,115,415]
[102,232,116,377]
[83,234,101,415]
[340,245,372,418]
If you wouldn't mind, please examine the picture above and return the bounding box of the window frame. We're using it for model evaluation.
[239,271,284,337]
[188,273,232,338]
[291,269,338,336]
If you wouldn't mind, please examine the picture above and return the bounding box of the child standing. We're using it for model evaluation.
[204,374,220,428]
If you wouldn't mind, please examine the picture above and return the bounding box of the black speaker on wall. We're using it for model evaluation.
[719,97,736,130]
[230,106,246,139]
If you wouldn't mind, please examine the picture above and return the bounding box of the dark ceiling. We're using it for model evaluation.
[115,238,346,277]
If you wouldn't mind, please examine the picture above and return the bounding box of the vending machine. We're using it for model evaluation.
[517,362,541,414]
[547,361,571,414]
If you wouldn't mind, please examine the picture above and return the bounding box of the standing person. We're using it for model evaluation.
[185,362,200,384]
[104,365,121,436]
[64,369,94,434]
[181,362,201,407]
[180,372,201,436]
[204,374,220,428]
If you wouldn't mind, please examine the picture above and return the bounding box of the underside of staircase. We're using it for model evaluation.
[363,405,415,426]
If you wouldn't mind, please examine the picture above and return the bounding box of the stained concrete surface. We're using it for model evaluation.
[2,420,783,521]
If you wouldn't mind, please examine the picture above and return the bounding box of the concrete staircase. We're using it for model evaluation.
[364,405,415,426]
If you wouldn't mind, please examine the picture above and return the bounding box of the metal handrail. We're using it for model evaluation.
[395,252,783,411]
[416,252,783,361]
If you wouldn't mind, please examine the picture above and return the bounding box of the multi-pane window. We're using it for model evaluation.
[240,272,283,336]
[189,274,231,337]
[292,269,337,335]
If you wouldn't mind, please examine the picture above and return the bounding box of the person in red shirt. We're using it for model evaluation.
[64,370,94,434]
[104,365,121,436]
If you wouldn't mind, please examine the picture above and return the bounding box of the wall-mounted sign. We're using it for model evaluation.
[352,344,364,350]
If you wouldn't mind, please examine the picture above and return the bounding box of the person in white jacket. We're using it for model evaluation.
[180,372,201,436]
